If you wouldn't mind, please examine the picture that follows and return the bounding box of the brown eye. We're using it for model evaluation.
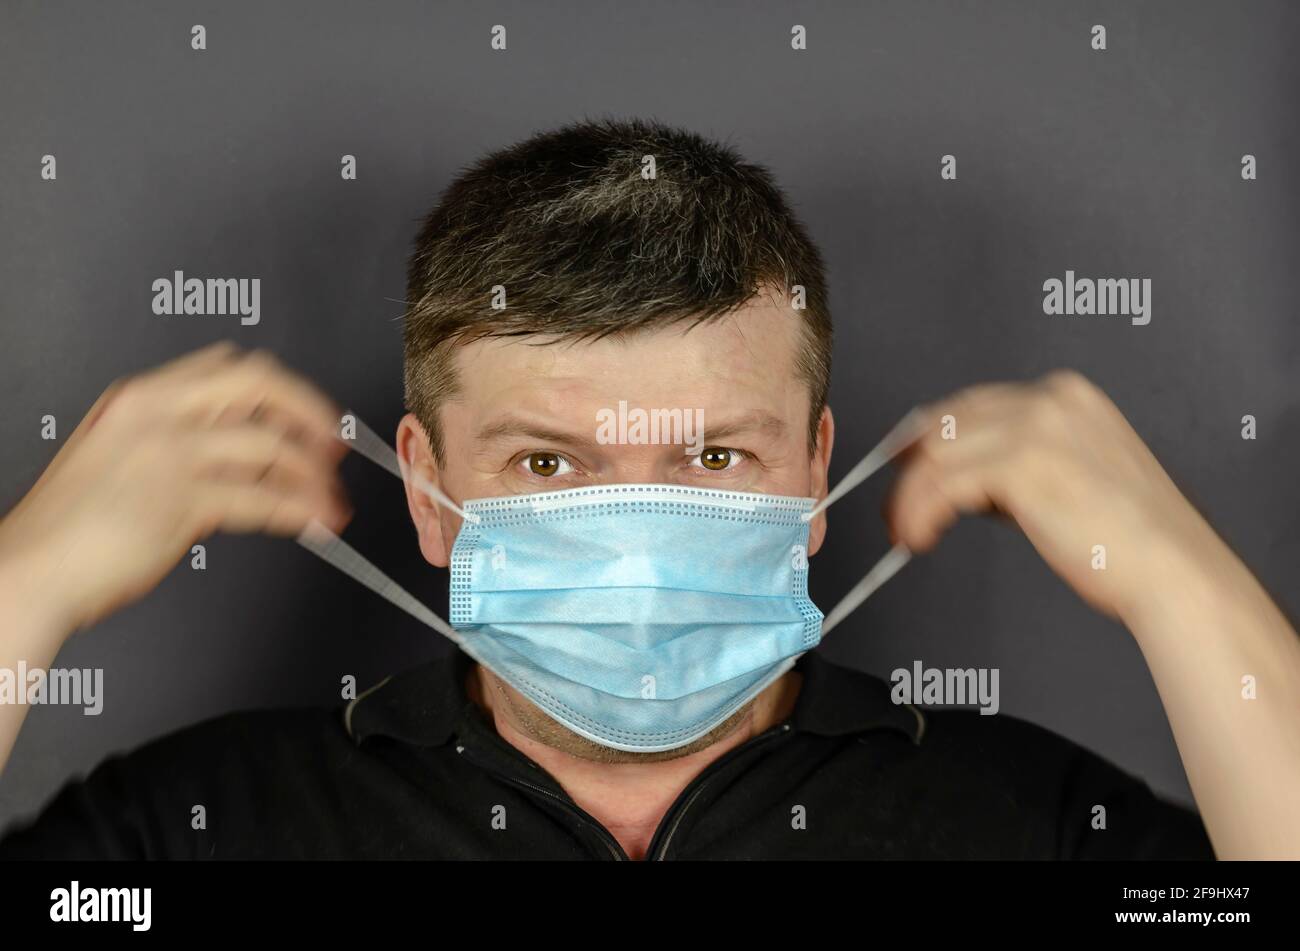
[699,448,732,471]
[528,452,562,477]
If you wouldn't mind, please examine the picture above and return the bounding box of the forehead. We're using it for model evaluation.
[449,292,809,418]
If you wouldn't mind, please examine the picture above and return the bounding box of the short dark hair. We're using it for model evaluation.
[402,117,832,461]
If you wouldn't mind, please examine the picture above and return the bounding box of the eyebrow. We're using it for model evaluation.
[473,409,789,450]
[474,415,599,450]
[702,411,787,443]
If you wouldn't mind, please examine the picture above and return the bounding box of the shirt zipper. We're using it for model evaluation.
[458,721,796,861]
[456,744,628,860]
[647,722,794,861]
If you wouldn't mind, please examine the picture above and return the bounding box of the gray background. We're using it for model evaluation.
[1,0,1296,830]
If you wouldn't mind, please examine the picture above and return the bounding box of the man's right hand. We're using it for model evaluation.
[0,341,352,642]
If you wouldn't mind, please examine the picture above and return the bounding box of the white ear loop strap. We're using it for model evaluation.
[819,542,911,637]
[343,411,479,524]
[296,519,462,643]
[295,410,923,645]
[808,407,929,636]
[292,413,474,645]
[802,407,927,522]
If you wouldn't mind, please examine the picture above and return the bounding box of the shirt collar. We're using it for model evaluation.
[345,648,924,747]
[344,648,471,747]
[790,650,926,743]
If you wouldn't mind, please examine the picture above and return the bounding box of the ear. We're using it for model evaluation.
[396,413,452,568]
[806,404,835,557]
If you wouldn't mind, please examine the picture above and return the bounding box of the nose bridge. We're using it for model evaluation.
[596,439,695,485]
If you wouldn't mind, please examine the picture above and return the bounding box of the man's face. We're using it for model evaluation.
[398,288,834,760]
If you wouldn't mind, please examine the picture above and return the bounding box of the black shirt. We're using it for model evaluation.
[0,648,1214,860]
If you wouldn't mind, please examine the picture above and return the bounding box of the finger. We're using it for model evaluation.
[905,387,1029,469]
[75,342,246,441]
[184,423,347,495]
[884,454,1000,552]
[170,350,343,450]
[243,399,350,463]
[210,399,348,465]
[884,460,959,552]
[191,477,352,539]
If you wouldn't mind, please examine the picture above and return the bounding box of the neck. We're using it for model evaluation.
[468,665,802,859]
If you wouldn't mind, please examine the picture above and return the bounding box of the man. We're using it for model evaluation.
[0,119,1296,859]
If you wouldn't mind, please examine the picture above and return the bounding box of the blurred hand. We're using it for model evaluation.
[0,341,351,638]
[884,369,1223,624]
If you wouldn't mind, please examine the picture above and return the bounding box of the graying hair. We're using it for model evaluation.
[402,117,832,461]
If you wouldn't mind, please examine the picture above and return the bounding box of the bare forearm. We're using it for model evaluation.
[0,553,72,775]
[0,344,348,777]
[1127,536,1300,859]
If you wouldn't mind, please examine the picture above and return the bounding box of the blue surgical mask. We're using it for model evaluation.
[448,485,821,751]
[298,410,924,753]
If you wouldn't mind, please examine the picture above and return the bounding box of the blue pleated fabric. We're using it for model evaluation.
[449,484,823,752]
